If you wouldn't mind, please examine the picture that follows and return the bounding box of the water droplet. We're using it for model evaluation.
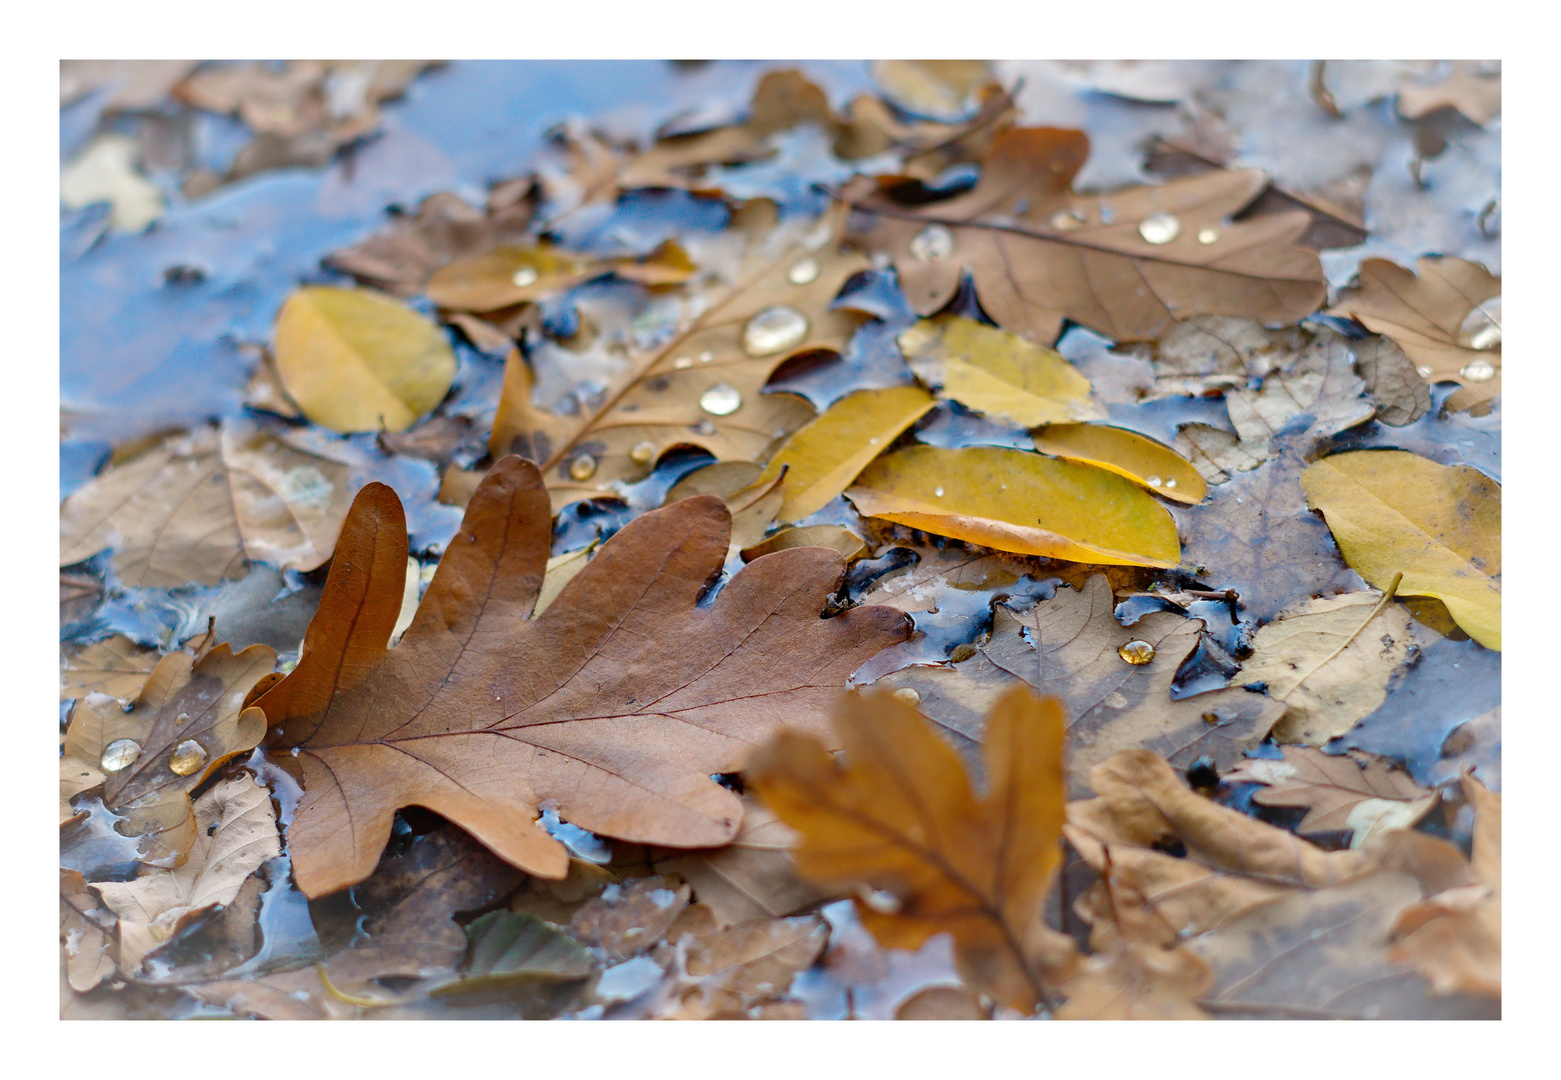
[699,351,713,363]
[858,887,902,914]
[1197,227,1219,244]
[511,265,539,288]
[787,257,819,284]
[1457,295,1501,351]
[1146,475,1163,488]
[892,687,921,706]
[100,739,141,772]
[169,739,208,777]
[699,383,742,416]
[630,441,657,466]
[673,356,694,369]
[1118,640,1156,665]
[1139,212,1181,244]
[741,306,809,357]
[1164,478,1177,489]
[1049,208,1086,231]
[693,418,717,436]
[569,454,598,481]
[1460,358,1496,382]
[868,436,879,445]
[909,223,955,262]
[933,487,945,497]
[1416,365,1434,378]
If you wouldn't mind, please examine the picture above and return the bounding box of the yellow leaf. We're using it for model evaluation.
[899,315,1105,426]
[757,385,935,521]
[846,445,1180,567]
[1300,450,1500,649]
[274,286,457,433]
[1033,423,1207,503]
[425,244,591,312]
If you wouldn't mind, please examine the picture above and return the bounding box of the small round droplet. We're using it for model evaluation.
[1139,212,1181,245]
[1049,208,1086,231]
[787,257,820,285]
[100,739,141,772]
[699,383,742,416]
[569,454,598,481]
[1416,365,1434,378]
[1456,296,1501,351]
[1118,640,1156,665]
[1146,475,1163,488]
[1460,358,1496,382]
[629,441,657,466]
[909,223,955,262]
[1197,227,1219,244]
[511,266,539,288]
[892,687,921,706]
[933,486,945,497]
[1164,477,1177,489]
[673,356,694,369]
[169,739,208,777]
[693,419,717,436]
[741,306,809,357]
[858,888,902,915]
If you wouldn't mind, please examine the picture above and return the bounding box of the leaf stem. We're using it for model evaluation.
[316,963,402,1009]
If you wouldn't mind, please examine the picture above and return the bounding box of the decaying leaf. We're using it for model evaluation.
[1226,747,1437,846]
[433,911,593,995]
[60,420,354,589]
[850,126,1327,345]
[847,446,1180,567]
[1301,450,1500,649]
[60,758,104,826]
[857,543,1033,615]
[60,870,116,993]
[247,456,908,897]
[898,315,1105,426]
[570,876,692,963]
[1354,335,1431,427]
[881,575,1282,794]
[60,635,159,701]
[1397,61,1501,125]
[1234,590,1417,744]
[273,286,458,434]
[1032,423,1205,504]
[749,686,1076,1012]
[1053,941,1212,1020]
[659,906,828,1019]
[426,240,694,312]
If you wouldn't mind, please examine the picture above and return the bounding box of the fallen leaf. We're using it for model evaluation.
[426,240,694,312]
[846,446,1181,567]
[893,985,991,1019]
[849,127,1326,345]
[755,385,935,522]
[1032,423,1206,504]
[1397,61,1501,125]
[1053,942,1212,1020]
[871,60,996,122]
[571,877,692,962]
[898,316,1105,426]
[60,635,159,701]
[60,870,115,993]
[59,133,163,232]
[1233,590,1417,744]
[857,543,1032,615]
[432,911,593,995]
[1147,315,1291,398]
[247,456,908,897]
[742,525,868,564]
[1354,335,1431,427]
[1226,748,1437,845]
[662,462,786,565]
[94,774,280,973]
[60,757,105,826]
[749,686,1076,1012]
[1327,257,1500,413]
[880,575,1282,795]
[60,59,200,110]
[1300,450,1500,649]
[273,286,458,434]
[661,908,828,1018]
[59,420,355,589]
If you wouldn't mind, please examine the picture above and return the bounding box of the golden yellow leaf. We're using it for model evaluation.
[1300,450,1500,649]
[273,286,457,433]
[741,525,868,564]
[756,385,935,521]
[899,315,1104,426]
[425,240,696,313]
[846,445,1180,567]
[1032,423,1206,504]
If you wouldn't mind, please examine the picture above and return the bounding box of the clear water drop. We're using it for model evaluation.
[1460,358,1496,382]
[1164,477,1177,489]
[858,887,902,915]
[1146,475,1163,487]
[1118,640,1156,665]
[1049,208,1086,231]
[934,487,945,497]
[741,306,809,357]
[100,739,141,772]
[693,418,717,436]
[629,441,657,466]
[569,454,598,481]
[909,223,955,261]
[511,265,539,288]
[673,356,694,369]
[1416,365,1434,378]
[1457,296,1501,351]
[892,687,921,706]
[699,351,713,363]
[1197,227,1219,244]
[1139,213,1181,244]
[787,257,820,285]
[169,739,208,777]
[699,383,742,416]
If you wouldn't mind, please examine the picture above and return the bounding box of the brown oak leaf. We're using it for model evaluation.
[247,455,909,898]
[1226,747,1437,845]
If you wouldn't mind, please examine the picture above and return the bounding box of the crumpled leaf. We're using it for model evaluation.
[488,203,868,510]
[93,774,280,973]
[1301,450,1500,649]
[426,240,694,312]
[849,126,1327,345]
[658,905,828,1019]
[1226,747,1437,846]
[247,456,909,897]
[847,445,1180,567]
[749,686,1077,1013]
[60,419,355,589]
[60,635,159,701]
[273,286,458,434]
[880,575,1282,796]
[1327,257,1500,414]
[1234,590,1417,744]
[60,870,116,993]
[1397,61,1501,125]
[898,316,1104,426]
[432,911,593,995]
[756,385,935,522]
[1032,423,1205,504]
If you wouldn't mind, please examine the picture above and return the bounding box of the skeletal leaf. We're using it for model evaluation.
[1226,747,1437,846]
[1032,423,1205,503]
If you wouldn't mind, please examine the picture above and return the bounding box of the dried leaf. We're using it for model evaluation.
[60,757,104,826]
[60,635,159,701]
[749,686,1076,1012]
[1397,61,1501,125]
[899,316,1105,426]
[571,877,691,962]
[871,60,996,122]
[742,525,868,564]
[1032,423,1205,504]
[1227,747,1436,846]
[850,127,1326,345]
[858,544,1030,615]
[847,446,1180,567]
[60,59,200,110]
[433,911,593,995]
[273,286,458,434]
[1053,943,1212,1020]
[1301,450,1500,649]
[665,910,828,1018]
[247,456,908,897]
[427,240,694,312]
[59,420,355,589]
[894,985,991,1019]
[60,870,115,993]
[1354,335,1431,427]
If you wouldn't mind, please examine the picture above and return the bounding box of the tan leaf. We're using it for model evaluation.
[60,757,104,826]
[1053,942,1212,1020]
[742,525,868,564]
[426,240,694,313]
[60,870,116,993]
[1354,335,1431,427]
[570,876,692,963]
[1397,61,1501,125]
[858,543,1033,615]
[893,985,991,1019]
[1226,747,1436,844]
[60,635,159,701]
[664,907,829,1018]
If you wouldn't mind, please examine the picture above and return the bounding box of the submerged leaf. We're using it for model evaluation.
[433,912,592,995]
